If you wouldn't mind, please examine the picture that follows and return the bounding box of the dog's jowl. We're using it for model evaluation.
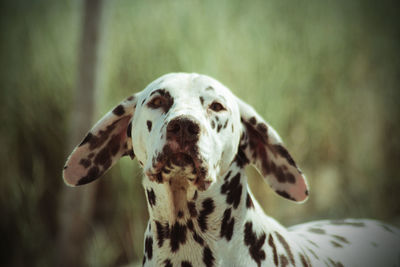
[63,73,400,267]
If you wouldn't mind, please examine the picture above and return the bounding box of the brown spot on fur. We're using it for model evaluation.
[79,158,91,168]
[299,253,310,267]
[331,241,343,248]
[308,228,326,234]
[280,254,289,267]
[328,258,344,267]
[330,220,365,227]
[268,234,278,266]
[275,232,295,265]
[331,235,349,244]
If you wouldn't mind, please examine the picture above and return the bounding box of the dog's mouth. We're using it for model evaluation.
[146,145,210,190]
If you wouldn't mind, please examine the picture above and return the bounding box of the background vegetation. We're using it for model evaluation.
[1,0,399,266]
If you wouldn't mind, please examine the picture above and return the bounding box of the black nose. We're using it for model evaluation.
[167,117,200,145]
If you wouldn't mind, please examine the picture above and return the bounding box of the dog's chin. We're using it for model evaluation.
[146,152,211,190]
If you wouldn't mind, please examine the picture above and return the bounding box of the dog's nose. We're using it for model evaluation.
[167,117,200,145]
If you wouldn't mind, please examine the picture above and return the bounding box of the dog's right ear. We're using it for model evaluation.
[63,95,137,186]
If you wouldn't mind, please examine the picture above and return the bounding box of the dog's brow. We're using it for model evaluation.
[150,88,166,97]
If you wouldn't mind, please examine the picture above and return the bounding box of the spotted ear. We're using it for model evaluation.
[63,95,137,186]
[236,98,309,202]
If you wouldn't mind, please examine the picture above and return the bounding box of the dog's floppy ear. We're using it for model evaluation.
[63,95,137,186]
[236,98,309,202]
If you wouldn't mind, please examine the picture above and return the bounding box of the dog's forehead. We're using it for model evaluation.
[143,73,234,101]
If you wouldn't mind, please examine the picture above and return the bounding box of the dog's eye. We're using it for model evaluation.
[148,97,163,108]
[209,101,225,112]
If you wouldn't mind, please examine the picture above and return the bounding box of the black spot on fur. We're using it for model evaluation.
[256,123,268,134]
[76,166,100,185]
[144,236,153,260]
[246,193,254,209]
[170,222,187,252]
[273,144,297,168]
[85,118,126,150]
[187,201,197,217]
[193,231,204,246]
[275,232,295,265]
[249,117,257,125]
[94,145,112,169]
[127,122,132,137]
[203,246,215,267]
[147,120,152,132]
[268,234,278,266]
[187,220,194,231]
[198,198,215,232]
[126,95,134,101]
[221,173,242,209]
[112,104,125,116]
[274,166,296,184]
[205,86,214,91]
[220,208,234,241]
[155,221,169,247]
[164,259,173,267]
[79,132,93,147]
[181,261,192,267]
[177,211,184,218]
[142,256,146,266]
[234,135,250,168]
[275,190,296,201]
[200,96,204,105]
[211,120,215,129]
[147,188,156,207]
[217,124,222,132]
[244,221,266,267]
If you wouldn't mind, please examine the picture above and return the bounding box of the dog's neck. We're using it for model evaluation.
[142,162,288,265]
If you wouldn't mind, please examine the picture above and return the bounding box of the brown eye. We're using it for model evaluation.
[209,101,225,112]
[149,97,163,108]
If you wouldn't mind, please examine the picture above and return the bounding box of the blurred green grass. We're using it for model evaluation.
[0,0,399,266]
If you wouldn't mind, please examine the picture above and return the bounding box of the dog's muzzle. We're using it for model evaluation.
[147,116,210,190]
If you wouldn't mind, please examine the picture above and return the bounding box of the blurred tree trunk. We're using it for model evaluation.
[57,0,103,266]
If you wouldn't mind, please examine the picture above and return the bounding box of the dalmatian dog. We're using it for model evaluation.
[63,73,400,267]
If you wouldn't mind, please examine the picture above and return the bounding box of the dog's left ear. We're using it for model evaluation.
[236,98,309,202]
[63,95,137,186]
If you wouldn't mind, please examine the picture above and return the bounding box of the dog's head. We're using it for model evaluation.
[63,73,308,202]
